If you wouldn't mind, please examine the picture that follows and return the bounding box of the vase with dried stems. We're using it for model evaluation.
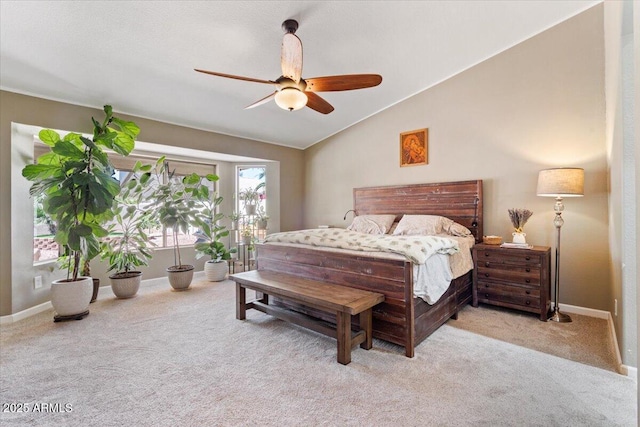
[508,208,533,244]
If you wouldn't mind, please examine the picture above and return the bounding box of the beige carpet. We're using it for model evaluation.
[451,304,619,373]
[0,277,636,426]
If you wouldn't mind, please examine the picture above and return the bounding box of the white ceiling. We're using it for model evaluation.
[0,1,600,150]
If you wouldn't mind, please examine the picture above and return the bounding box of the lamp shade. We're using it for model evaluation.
[536,168,584,197]
[275,88,308,111]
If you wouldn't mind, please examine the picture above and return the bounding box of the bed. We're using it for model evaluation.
[255,180,483,357]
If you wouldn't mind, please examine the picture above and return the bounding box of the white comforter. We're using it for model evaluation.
[263,229,473,304]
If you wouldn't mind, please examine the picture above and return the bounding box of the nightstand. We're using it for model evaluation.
[472,244,551,321]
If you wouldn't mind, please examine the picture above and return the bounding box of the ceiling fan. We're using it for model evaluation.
[195,19,382,114]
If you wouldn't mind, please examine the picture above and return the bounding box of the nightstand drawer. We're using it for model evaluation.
[476,281,540,308]
[477,266,541,286]
[475,250,542,267]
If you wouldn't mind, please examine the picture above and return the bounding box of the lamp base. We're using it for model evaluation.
[548,309,572,323]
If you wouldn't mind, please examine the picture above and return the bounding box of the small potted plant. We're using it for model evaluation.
[21,105,139,321]
[101,161,156,298]
[256,206,269,230]
[240,227,253,245]
[239,187,260,215]
[228,212,240,230]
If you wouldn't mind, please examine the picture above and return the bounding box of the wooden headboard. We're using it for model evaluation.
[353,180,483,242]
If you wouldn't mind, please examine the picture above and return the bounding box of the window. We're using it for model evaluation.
[31,139,217,263]
[236,165,267,244]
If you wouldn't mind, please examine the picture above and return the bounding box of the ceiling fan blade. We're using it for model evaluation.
[194,69,276,85]
[306,92,334,114]
[281,33,303,83]
[245,92,277,110]
[305,74,382,92]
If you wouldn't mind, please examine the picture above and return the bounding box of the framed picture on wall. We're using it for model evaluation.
[399,128,428,167]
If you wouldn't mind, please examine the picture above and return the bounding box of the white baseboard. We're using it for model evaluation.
[0,271,207,325]
[556,303,610,319]
[0,301,53,325]
[621,365,637,382]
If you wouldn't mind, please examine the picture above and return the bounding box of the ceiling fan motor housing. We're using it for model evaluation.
[282,19,299,34]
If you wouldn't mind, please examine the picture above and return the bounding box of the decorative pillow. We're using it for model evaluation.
[446,222,473,237]
[392,215,454,236]
[347,215,396,235]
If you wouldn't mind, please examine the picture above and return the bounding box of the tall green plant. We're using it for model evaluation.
[102,161,156,275]
[194,190,235,263]
[22,105,139,281]
[150,158,220,269]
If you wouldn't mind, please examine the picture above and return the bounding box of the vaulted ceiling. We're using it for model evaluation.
[0,1,600,149]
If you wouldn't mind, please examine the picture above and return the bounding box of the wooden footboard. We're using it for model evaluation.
[256,243,472,357]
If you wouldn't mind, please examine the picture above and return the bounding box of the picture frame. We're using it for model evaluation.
[399,128,428,167]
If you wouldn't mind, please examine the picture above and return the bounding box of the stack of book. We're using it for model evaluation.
[500,242,534,249]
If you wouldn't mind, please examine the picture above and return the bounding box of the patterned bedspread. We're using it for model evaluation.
[263,228,459,265]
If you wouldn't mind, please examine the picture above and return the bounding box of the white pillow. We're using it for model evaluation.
[446,222,472,237]
[347,215,396,235]
[392,215,454,236]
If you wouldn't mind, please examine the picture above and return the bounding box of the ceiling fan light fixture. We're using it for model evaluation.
[275,87,308,111]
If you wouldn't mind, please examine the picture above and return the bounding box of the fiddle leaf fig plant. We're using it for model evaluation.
[194,190,236,263]
[22,105,139,281]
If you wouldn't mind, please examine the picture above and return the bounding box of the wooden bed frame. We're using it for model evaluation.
[255,180,483,357]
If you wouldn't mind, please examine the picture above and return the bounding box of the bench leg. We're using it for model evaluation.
[359,308,373,350]
[336,311,351,365]
[236,283,246,320]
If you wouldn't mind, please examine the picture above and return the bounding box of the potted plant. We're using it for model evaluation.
[194,192,236,281]
[240,227,253,245]
[150,159,220,290]
[256,206,269,230]
[228,212,240,230]
[22,105,139,321]
[101,161,155,298]
[239,187,260,215]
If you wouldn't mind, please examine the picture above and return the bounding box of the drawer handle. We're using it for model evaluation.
[485,273,490,277]
[525,300,531,305]
[485,253,490,257]
[525,279,531,283]
[485,284,489,288]
[525,256,531,260]
[525,268,531,272]
[485,293,489,298]
[526,290,531,295]
[485,262,490,267]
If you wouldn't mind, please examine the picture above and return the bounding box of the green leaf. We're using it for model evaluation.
[52,140,85,159]
[38,129,60,146]
[22,164,59,181]
[111,117,140,139]
[74,223,93,237]
[205,174,219,182]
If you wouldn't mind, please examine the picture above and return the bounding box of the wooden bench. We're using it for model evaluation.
[229,270,385,365]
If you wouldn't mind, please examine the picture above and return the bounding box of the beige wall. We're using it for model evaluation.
[0,91,304,315]
[604,0,637,369]
[304,5,610,316]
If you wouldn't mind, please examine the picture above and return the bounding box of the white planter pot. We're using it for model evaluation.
[167,265,194,291]
[244,205,256,215]
[109,271,142,298]
[204,260,228,282]
[51,277,93,317]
